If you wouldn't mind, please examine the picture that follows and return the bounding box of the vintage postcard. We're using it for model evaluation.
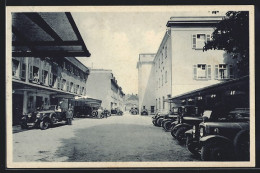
[6,5,255,168]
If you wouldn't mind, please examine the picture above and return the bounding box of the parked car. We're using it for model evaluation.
[116,108,123,116]
[21,105,67,130]
[186,108,249,161]
[73,105,94,118]
[152,112,169,127]
[130,107,139,115]
[141,108,148,115]
[170,105,202,142]
[161,107,182,132]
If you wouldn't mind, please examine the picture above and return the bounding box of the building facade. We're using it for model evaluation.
[85,69,125,111]
[12,57,89,125]
[124,94,139,111]
[137,54,156,114]
[138,15,238,113]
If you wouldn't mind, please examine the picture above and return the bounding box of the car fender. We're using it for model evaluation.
[200,135,232,146]
[173,123,192,130]
[41,114,51,121]
[185,129,193,136]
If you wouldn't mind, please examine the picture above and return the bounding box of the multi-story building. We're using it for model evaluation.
[138,14,238,113]
[12,57,90,125]
[11,12,91,125]
[137,54,156,114]
[85,69,125,111]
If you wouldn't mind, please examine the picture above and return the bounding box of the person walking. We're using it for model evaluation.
[66,107,73,125]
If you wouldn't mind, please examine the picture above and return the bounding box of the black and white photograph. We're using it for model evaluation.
[5,5,255,168]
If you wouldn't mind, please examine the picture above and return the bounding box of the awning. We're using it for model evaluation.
[12,12,91,57]
[169,76,249,103]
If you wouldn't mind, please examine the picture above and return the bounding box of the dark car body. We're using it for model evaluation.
[130,107,139,115]
[74,105,94,118]
[186,108,249,161]
[141,108,148,115]
[21,105,67,130]
[161,107,182,131]
[170,106,202,142]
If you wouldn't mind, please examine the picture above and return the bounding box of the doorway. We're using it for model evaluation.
[12,94,23,125]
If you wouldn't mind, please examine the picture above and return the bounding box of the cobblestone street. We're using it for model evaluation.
[13,113,199,162]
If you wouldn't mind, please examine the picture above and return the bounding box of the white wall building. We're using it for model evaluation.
[137,54,156,114]
[85,69,125,111]
[138,14,238,114]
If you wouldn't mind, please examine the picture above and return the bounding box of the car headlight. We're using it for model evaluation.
[214,128,220,134]
[28,113,32,118]
[36,113,41,118]
[200,127,204,137]
[192,125,196,134]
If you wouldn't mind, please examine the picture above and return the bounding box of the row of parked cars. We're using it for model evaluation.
[21,104,124,130]
[152,105,250,161]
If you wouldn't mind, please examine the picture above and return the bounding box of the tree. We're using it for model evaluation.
[204,11,249,77]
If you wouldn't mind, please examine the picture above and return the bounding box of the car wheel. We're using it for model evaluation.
[234,130,249,161]
[186,136,198,155]
[163,121,172,132]
[40,119,50,130]
[171,126,178,139]
[176,126,188,142]
[201,141,232,161]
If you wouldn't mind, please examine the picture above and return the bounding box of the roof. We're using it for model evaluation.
[12,12,91,57]
[167,16,223,27]
[169,76,249,102]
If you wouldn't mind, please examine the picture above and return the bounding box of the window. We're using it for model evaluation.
[165,71,167,83]
[161,50,163,64]
[192,34,211,49]
[159,98,161,110]
[42,70,48,85]
[70,82,74,92]
[165,46,167,58]
[193,64,211,80]
[215,64,234,79]
[20,63,26,79]
[163,96,165,109]
[66,81,70,91]
[49,73,53,86]
[62,79,66,90]
[162,75,163,86]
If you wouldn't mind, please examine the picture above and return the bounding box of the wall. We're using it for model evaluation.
[170,27,237,97]
[137,54,156,114]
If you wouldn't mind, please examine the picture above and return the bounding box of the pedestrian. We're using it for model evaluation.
[66,107,73,125]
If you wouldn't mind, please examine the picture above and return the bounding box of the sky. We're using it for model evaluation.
[72,10,226,95]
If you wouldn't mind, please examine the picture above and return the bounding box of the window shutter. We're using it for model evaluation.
[57,77,60,89]
[193,65,197,79]
[49,73,53,86]
[28,64,33,80]
[67,81,69,91]
[229,65,234,79]
[20,63,26,79]
[207,65,211,79]
[206,34,211,43]
[215,65,219,79]
[192,34,196,49]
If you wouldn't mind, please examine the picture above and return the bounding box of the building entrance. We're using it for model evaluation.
[36,96,43,110]
[12,94,23,125]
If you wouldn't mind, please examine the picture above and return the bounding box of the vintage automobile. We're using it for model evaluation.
[130,107,139,115]
[170,105,202,142]
[161,107,182,132]
[152,112,169,127]
[21,105,67,130]
[186,108,249,161]
[74,105,94,118]
[141,108,148,115]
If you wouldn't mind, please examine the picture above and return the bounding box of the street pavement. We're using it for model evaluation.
[13,112,200,162]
